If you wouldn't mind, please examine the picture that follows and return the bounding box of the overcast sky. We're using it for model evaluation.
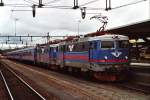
[0,0,149,49]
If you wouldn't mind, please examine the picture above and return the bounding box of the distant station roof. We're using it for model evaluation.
[106,19,150,39]
[85,20,150,39]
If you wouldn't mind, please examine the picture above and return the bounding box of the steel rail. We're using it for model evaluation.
[0,70,14,100]
[5,64,46,100]
[116,83,150,94]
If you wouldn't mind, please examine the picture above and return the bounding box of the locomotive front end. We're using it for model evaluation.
[90,35,130,81]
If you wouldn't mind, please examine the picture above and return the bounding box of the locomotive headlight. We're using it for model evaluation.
[104,56,108,59]
[125,56,128,59]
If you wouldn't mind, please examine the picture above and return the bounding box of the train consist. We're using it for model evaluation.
[6,33,130,81]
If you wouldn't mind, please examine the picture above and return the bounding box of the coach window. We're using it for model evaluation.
[73,44,76,51]
[37,48,41,53]
[79,43,83,51]
[52,48,54,52]
[66,45,69,51]
[89,42,93,49]
[77,43,80,51]
[44,48,46,53]
[89,42,97,50]
[84,42,89,51]
[59,46,62,52]
[80,43,84,51]
[74,43,79,52]
[62,45,65,52]
[93,41,97,49]
[58,47,60,51]
[47,48,49,52]
[45,48,48,53]
[101,41,114,49]
[74,44,77,51]
[49,47,51,52]
[56,47,58,52]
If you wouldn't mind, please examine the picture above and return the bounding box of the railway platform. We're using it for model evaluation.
[129,61,150,89]
[131,62,150,67]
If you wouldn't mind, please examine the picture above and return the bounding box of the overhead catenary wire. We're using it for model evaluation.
[8,0,148,20]
[33,5,73,10]
[23,0,63,7]
[80,0,147,11]
[43,0,62,5]
[79,0,100,6]
[10,6,105,10]
[111,0,147,10]
[23,0,38,4]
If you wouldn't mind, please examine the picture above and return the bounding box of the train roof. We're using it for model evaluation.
[49,43,59,47]
[58,34,129,45]
[77,34,128,43]
[86,34,129,41]
[7,47,35,54]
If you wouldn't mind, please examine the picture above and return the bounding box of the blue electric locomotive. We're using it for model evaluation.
[57,34,129,81]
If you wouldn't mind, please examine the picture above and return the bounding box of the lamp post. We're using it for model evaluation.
[14,18,19,36]
[77,20,81,36]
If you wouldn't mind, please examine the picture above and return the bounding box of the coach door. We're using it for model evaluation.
[59,45,65,68]
[89,41,97,63]
[34,48,37,64]
[53,47,58,63]
[89,42,93,63]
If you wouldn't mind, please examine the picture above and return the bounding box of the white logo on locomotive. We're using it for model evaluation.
[69,45,74,51]
[111,51,122,57]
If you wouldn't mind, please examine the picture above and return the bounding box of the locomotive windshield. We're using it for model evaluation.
[117,40,129,48]
[101,41,114,49]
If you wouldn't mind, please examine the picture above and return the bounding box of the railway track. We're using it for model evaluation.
[0,71,11,100]
[1,59,150,100]
[115,83,150,95]
[0,63,46,100]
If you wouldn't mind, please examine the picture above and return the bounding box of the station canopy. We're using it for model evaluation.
[106,19,150,39]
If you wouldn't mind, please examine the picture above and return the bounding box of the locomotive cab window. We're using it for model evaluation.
[37,48,42,53]
[44,48,48,53]
[118,40,129,48]
[59,45,65,52]
[89,41,97,49]
[101,41,114,49]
